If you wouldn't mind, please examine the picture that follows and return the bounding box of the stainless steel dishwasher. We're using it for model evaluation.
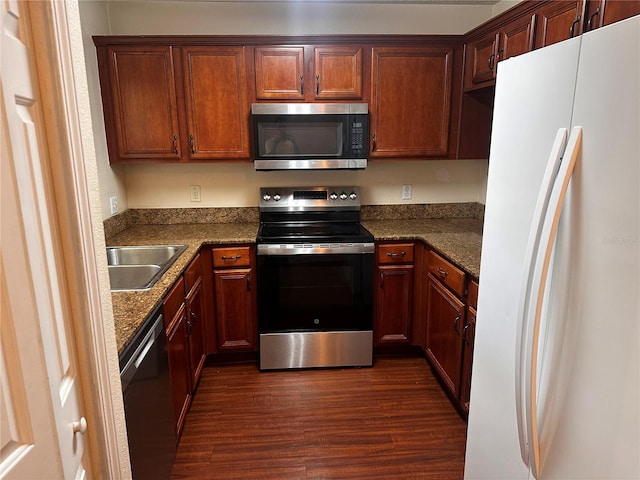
[119,305,176,479]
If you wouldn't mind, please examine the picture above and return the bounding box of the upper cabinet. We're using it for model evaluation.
[253,45,364,101]
[99,46,183,162]
[371,46,456,158]
[463,0,639,92]
[464,12,536,91]
[95,40,250,164]
[182,46,250,160]
[584,0,640,31]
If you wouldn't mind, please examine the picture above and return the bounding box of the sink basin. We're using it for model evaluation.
[106,244,187,291]
[106,245,186,266]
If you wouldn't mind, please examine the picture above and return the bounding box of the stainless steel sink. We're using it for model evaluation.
[106,244,187,291]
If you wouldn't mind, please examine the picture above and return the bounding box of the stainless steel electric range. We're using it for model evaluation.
[256,186,374,370]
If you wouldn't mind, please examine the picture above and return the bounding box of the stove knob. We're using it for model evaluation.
[329,192,338,200]
[262,194,271,201]
[349,192,357,200]
[339,192,348,200]
[273,193,282,201]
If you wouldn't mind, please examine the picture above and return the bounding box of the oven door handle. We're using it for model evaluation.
[257,243,375,255]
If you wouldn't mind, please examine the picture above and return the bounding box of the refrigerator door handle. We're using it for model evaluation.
[520,126,583,479]
[514,128,568,471]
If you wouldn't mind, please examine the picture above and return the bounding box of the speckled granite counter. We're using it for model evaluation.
[107,223,258,355]
[108,216,483,356]
[362,217,483,278]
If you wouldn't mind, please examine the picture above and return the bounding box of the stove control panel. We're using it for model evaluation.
[260,186,361,210]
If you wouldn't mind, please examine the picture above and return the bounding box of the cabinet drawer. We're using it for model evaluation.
[184,253,202,294]
[377,243,414,264]
[212,246,251,268]
[468,280,479,310]
[427,250,465,297]
[163,276,185,327]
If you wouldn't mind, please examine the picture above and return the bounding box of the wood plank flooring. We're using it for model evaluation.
[171,356,467,479]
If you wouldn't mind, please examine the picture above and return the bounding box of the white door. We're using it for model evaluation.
[1,1,91,478]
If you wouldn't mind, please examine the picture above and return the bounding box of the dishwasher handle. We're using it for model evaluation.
[120,314,164,391]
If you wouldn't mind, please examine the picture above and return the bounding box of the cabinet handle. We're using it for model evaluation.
[386,251,406,257]
[454,315,461,334]
[315,74,320,95]
[437,267,448,278]
[246,273,251,291]
[172,135,178,154]
[299,74,304,95]
[221,255,242,261]
[587,7,600,31]
[569,15,581,38]
[189,134,195,155]
[371,133,376,152]
[190,310,196,321]
[488,53,495,72]
[379,270,385,288]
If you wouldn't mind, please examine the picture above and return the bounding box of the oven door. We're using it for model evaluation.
[257,248,374,369]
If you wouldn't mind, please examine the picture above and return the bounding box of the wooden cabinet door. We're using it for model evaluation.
[182,46,250,160]
[460,305,476,415]
[499,14,536,62]
[536,1,585,48]
[214,268,257,351]
[104,46,182,162]
[374,264,414,345]
[371,46,453,158]
[585,0,640,31]
[166,305,191,437]
[465,33,499,90]
[313,46,363,100]
[186,278,206,388]
[254,46,305,100]
[425,274,464,397]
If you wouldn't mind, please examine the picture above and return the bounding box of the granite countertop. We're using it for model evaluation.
[108,217,482,356]
[362,217,483,278]
[107,222,259,355]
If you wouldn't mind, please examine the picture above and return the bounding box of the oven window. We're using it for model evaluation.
[255,117,345,158]
[257,253,373,333]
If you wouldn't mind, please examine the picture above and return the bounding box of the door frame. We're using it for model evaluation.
[25,1,130,477]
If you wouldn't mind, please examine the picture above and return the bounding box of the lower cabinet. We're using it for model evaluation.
[374,243,415,346]
[164,254,206,438]
[211,245,258,352]
[164,277,191,437]
[425,274,465,397]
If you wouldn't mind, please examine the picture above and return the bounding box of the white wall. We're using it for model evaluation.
[81,1,500,219]
[78,1,129,220]
[125,159,488,207]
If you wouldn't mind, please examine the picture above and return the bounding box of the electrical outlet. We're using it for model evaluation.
[401,184,412,200]
[189,185,201,202]
[109,196,118,215]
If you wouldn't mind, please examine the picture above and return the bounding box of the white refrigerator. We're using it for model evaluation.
[464,15,639,480]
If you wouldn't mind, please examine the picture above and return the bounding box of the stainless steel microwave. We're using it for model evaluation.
[251,103,368,170]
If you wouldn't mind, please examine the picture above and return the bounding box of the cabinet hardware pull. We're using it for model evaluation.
[569,15,581,38]
[371,133,376,152]
[190,310,196,320]
[246,273,251,291]
[488,53,495,72]
[189,134,195,155]
[315,74,320,95]
[437,267,448,277]
[454,315,461,334]
[587,7,600,31]
[172,135,178,154]
[299,74,304,95]
[386,251,406,257]
[379,270,385,288]
[221,255,242,261]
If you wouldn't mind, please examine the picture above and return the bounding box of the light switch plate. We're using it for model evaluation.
[109,196,118,215]
[189,185,201,202]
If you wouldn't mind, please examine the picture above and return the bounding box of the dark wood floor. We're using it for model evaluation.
[171,356,468,479]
